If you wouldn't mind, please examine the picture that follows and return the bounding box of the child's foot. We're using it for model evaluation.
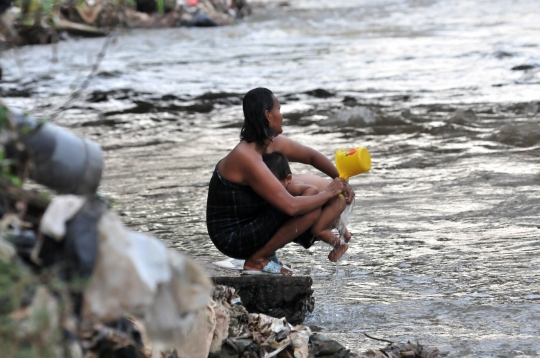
[328,243,348,262]
[337,221,352,243]
[343,229,352,243]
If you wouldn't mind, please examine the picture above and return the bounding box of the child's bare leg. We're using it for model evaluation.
[293,175,351,262]
[337,218,352,243]
[293,184,345,245]
[314,228,341,247]
[310,195,345,242]
[295,174,352,242]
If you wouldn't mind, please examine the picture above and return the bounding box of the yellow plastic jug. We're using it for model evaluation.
[335,147,372,180]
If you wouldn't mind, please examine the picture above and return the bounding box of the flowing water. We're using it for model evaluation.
[1,0,540,356]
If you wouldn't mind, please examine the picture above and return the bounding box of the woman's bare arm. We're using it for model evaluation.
[286,183,318,197]
[270,136,356,203]
[235,149,343,216]
[271,136,339,178]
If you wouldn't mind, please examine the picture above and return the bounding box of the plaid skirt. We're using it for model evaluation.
[206,164,314,259]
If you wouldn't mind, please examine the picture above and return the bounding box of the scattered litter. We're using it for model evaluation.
[213,257,246,270]
[39,195,86,240]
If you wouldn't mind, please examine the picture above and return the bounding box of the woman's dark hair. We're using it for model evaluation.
[262,152,291,181]
[241,87,276,147]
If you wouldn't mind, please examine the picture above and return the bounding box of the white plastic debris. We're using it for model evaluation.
[143,252,212,348]
[248,313,292,335]
[126,232,171,292]
[209,299,230,354]
[39,195,86,240]
[82,210,213,352]
[83,211,164,320]
[173,303,216,358]
[290,327,311,358]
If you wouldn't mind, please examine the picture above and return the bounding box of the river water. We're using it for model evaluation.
[1,0,540,356]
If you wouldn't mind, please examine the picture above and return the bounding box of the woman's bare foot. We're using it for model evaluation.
[244,256,293,275]
[328,243,348,262]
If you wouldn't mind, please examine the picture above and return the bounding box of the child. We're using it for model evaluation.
[262,152,350,262]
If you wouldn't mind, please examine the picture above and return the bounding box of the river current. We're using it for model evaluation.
[1,0,540,356]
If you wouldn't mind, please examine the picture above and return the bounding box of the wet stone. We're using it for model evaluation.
[310,333,351,358]
[87,91,109,103]
[511,64,536,71]
[212,276,314,325]
[305,88,334,98]
[196,92,242,101]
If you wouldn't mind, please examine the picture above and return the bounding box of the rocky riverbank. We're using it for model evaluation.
[0,0,251,46]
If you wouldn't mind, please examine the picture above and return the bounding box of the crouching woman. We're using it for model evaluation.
[206,88,354,275]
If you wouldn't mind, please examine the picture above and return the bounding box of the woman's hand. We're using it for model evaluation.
[324,178,345,197]
[340,179,355,204]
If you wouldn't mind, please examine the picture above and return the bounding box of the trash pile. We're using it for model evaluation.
[177,285,444,358]
[0,102,213,357]
[0,0,251,46]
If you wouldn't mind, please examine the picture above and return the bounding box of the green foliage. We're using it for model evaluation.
[0,105,24,187]
[157,0,164,14]
[18,124,33,135]
[0,150,23,187]
[0,259,30,315]
[0,105,8,129]
[0,258,66,358]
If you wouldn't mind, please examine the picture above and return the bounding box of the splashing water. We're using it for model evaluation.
[337,198,355,245]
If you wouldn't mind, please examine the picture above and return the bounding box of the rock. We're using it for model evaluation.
[212,276,314,325]
[181,102,214,113]
[181,12,219,27]
[494,51,513,59]
[511,64,535,71]
[342,96,358,107]
[310,333,350,358]
[196,92,243,101]
[305,89,334,98]
[88,90,109,102]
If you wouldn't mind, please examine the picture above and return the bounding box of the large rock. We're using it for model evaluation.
[212,276,314,325]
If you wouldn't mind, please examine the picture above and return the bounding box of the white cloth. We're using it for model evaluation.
[39,195,86,240]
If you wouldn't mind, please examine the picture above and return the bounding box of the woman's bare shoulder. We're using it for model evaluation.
[228,141,261,162]
[219,141,264,183]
